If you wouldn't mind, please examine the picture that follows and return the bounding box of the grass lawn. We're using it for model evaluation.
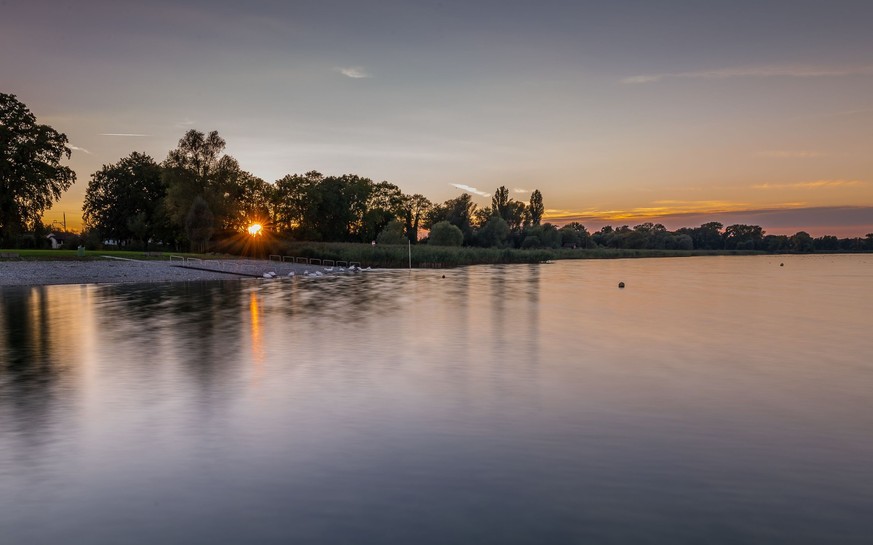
[0,249,219,261]
[1,244,762,266]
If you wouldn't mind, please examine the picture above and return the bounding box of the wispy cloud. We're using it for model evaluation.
[336,66,371,79]
[543,206,873,237]
[755,150,826,159]
[752,179,867,190]
[622,64,873,84]
[513,188,531,194]
[543,200,792,222]
[67,144,92,155]
[175,118,196,129]
[450,183,490,198]
[98,133,150,137]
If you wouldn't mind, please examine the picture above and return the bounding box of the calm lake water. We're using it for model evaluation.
[1,255,872,544]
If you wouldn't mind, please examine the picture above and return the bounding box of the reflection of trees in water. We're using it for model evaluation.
[484,265,541,398]
[94,282,246,392]
[523,264,541,369]
[0,287,67,458]
[271,274,404,321]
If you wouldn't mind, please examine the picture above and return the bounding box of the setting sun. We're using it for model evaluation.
[247,223,263,236]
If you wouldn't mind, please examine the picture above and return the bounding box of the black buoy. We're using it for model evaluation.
[442,274,445,278]
[780,263,784,267]
[618,282,625,288]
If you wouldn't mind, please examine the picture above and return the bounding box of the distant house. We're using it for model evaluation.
[46,233,65,249]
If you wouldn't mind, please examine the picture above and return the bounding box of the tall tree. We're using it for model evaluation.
[162,129,243,241]
[400,193,432,243]
[361,181,405,242]
[528,189,544,226]
[0,94,76,240]
[427,193,477,243]
[492,186,511,220]
[82,152,166,248]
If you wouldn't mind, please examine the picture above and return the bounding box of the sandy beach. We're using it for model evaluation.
[0,258,348,286]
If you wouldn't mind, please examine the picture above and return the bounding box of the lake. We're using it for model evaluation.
[1,255,872,544]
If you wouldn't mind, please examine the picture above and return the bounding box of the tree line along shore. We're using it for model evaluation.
[3,92,872,263]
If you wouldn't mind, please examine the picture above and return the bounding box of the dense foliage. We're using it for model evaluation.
[0,94,75,243]
[3,93,871,254]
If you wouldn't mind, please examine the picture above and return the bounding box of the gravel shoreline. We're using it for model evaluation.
[0,258,354,286]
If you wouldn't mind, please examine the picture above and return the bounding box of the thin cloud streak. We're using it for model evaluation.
[543,200,806,223]
[752,180,867,190]
[67,144,92,155]
[623,64,873,84]
[513,188,531,194]
[98,133,150,137]
[336,66,371,79]
[450,183,491,197]
[546,206,873,237]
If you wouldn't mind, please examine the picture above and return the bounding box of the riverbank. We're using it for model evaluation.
[0,258,348,286]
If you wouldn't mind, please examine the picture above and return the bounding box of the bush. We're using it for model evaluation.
[521,235,541,249]
[376,220,407,245]
[428,221,463,246]
[82,229,103,251]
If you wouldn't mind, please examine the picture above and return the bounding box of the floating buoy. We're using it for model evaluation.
[780,263,784,267]
[618,282,625,288]
[442,274,445,278]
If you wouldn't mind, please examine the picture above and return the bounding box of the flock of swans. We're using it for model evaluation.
[261,265,373,279]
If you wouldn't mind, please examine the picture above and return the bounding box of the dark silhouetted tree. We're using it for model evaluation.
[0,93,76,241]
[401,193,431,243]
[185,196,214,253]
[529,189,544,226]
[83,152,165,248]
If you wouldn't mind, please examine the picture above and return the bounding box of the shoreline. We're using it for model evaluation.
[0,258,353,287]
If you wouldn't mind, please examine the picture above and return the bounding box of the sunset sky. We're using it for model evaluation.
[3,0,872,235]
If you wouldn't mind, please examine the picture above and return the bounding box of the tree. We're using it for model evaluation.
[360,181,404,242]
[428,220,463,246]
[82,152,165,248]
[427,193,477,243]
[724,224,764,250]
[476,215,510,247]
[0,94,76,241]
[523,223,561,248]
[492,186,511,220]
[400,193,431,244]
[271,171,323,234]
[528,189,544,226]
[162,129,245,242]
[376,219,407,245]
[222,171,271,232]
[306,174,373,241]
[790,231,814,252]
[185,196,214,253]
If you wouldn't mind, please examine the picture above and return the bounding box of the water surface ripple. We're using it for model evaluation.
[1,255,872,544]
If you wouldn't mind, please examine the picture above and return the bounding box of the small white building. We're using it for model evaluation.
[46,233,63,249]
